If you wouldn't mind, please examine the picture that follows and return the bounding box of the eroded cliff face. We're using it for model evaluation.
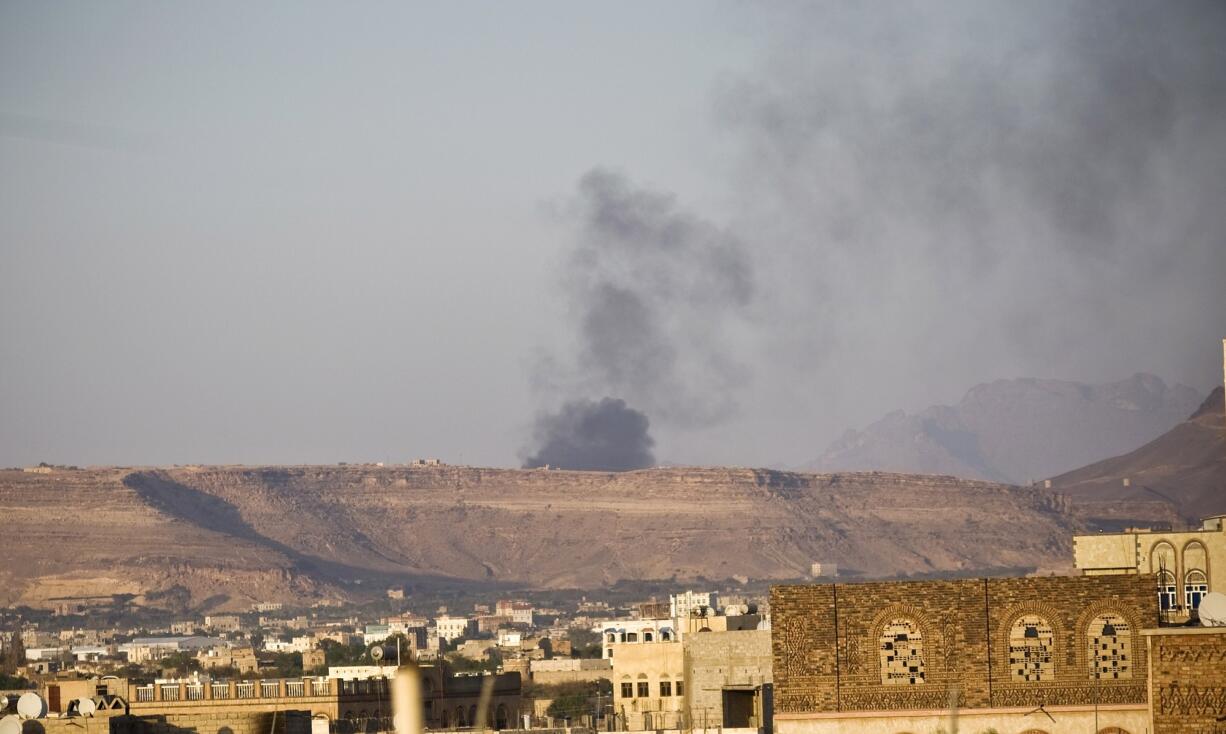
[1,465,1080,609]
[0,468,335,610]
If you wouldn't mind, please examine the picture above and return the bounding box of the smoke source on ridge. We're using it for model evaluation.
[521,169,755,470]
[522,397,655,472]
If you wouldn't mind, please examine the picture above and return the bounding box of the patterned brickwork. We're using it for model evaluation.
[771,574,1156,714]
[1148,629,1226,734]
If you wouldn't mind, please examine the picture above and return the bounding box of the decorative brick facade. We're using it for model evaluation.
[1145,627,1226,734]
[771,575,1157,715]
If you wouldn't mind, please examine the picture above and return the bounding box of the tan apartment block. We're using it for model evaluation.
[1073,515,1225,622]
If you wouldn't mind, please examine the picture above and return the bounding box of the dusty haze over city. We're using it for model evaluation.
[2,1,1224,471]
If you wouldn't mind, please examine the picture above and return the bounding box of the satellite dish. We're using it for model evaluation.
[370,646,384,661]
[75,698,97,717]
[16,693,46,720]
[1199,592,1226,627]
[0,716,20,734]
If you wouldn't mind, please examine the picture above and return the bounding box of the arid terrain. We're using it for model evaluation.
[807,374,1202,483]
[1052,387,1225,528]
[2,465,1080,611]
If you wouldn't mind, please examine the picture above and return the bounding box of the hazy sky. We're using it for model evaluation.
[2,1,1223,469]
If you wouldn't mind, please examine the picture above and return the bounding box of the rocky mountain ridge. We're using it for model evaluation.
[806,373,1201,484]
[1,464,1078,611]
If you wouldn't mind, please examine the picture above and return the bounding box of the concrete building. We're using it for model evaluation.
[122,666,522,732]
[198,645,258,674]
[670,590,719,621]
[610,639,685,731]
[1073,514,1226,623]
[597,618,677,659]
[684,629,773,732]
[529,657,613,685]
[771,575,1157,734]
[120,637,228,664]
[495,600,536,627]
[204,615,242,632]
[435,615,476,643]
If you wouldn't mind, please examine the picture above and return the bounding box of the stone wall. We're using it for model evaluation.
[683,629,772,730]
[771,574,1157,715]
[1146,627,1226,734]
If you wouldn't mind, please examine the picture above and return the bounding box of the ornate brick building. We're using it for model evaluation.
[771,575,1157,734]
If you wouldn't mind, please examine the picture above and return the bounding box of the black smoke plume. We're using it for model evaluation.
[521,170,755,469]
[522,397,655,471]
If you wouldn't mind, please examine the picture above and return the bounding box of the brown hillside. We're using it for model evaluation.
[1052,387,1226,527]
[0,465,1080,610]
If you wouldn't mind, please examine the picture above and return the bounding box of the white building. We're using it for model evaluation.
[435,615,475,643]
[669,590,718,620]
[594,618,677,659]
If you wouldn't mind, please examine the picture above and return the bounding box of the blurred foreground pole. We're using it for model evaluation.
[393,663,423,734]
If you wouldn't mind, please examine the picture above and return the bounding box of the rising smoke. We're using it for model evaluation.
[522,397,655,472]
[521,169,755,470]
[527,1,1226,469]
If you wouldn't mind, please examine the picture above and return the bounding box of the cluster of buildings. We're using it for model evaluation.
[2,516,1224,734]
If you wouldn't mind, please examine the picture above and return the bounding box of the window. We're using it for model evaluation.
[1087,613,1131,680]
[1158,570,1178,611]
[621,682,633,699]
[637,682,649,698]
[606,648,613,658]
[661,630,672,641]
[675,681,684,697]
[1185,570,1208,610]
[659,681,672,697]
[644,632,653,642]
[879,619,925,685]
[607,633,616,643]
[1009,615,1054,682]
[626,632,638,642]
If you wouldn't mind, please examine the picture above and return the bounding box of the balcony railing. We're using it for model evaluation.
[130,677,345,704]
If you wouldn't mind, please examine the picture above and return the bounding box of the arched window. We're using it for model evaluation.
[607,633,617,643]
[1158,570,1178,611]
[1009,615,1054,682]
[1150,541,1177,575]
[879,618,924,685]
[1087,613,1132,680]
[644,631,653,642]
[1185,570,1208,611]
[660,629,672,641]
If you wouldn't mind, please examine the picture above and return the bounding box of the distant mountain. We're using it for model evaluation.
[1052,386,1225,527]
[805,374,1202,485]
[0,464,1080,611]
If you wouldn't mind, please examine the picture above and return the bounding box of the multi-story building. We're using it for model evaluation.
[1073,514,1226,622]
[610,639,685,731]
[670,590,719,621]
[495,600,535,627]
[435,615,476,643]
[596,618,677,659]
[203,615,242,633]
[770,574,1157,734]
